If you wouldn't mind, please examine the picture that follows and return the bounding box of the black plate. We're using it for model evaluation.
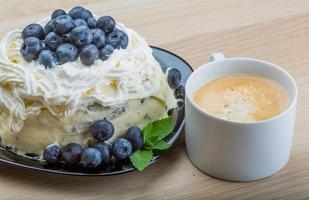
[0,46,193,176]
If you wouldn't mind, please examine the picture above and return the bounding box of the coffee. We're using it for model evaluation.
[193,74,290,122]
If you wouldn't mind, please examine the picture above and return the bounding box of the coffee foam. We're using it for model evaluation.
[221,86,257,121]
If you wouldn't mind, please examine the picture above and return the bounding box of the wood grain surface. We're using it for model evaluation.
[0,0,309,199]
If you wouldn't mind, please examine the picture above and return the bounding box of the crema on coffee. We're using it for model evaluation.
[193,74,290,122]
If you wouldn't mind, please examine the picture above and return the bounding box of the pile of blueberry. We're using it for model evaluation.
[43,119,143,168]
[20,6,128,68]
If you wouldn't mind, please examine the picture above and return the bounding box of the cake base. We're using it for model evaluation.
[0,97,168,156]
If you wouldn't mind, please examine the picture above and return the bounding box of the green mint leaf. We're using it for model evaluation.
[135,117,173,170]
[130,149,153,171]
[143,122,156,146]
[149,140,171,150]
[143,117,173,147]
[152,117,173,141]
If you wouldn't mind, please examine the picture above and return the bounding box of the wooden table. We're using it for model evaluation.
[0,0,309,199]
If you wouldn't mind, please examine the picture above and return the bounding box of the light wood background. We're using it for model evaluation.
[0,0,309,199]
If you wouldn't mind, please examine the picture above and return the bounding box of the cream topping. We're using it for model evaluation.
[0,18,168,133]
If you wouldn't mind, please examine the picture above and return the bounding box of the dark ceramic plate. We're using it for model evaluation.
[0,46,193,176]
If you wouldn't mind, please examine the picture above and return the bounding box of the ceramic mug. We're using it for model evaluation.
[185,53,298,181]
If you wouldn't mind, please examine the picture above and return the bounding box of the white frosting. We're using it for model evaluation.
[0,18,165,133]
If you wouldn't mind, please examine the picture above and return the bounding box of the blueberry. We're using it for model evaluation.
[90,120,114,141]
[87,17,96,29]
[38,50,58,68]
[44,20,53,35]
[68,6,92,20]
[174,85,185,99]
[68,6,85,19]
[43,144,61,164]
[111,138,133,160]
[82,9,93,19]
[106,29,128,49]
[94,142,111,163]
[125,126,144,150]
[69,25,93,47]
[80,148,102,168]
[167,68,182,89]
[52,15,75,35]
[118,31,129,49]
[51,9,66,19]
[56,43,78,64]
[96,16,115,33]
[20,37,42,61]
[74,18,87,27]
[80,44,99,66]
[61,33,71,43]
[61,143,83,165]
[22,23,44,40]
[99,44,114,61]
[45,32,63,51]
[91,29,106,48]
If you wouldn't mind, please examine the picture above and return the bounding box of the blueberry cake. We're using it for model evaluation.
[0,6,181,166]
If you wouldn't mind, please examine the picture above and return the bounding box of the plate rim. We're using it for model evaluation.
[0,46,193,176]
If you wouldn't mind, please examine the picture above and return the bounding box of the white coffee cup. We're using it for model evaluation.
[185,53,298,181]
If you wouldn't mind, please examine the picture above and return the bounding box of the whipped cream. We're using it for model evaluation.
[0,18,167,133]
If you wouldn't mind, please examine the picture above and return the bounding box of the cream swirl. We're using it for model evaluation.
[0,19,166,133]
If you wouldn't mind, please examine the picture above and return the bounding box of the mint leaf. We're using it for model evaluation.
[130,149,153,171]
[147,140,171,150]
[143,117,173,147]
[152,117,173,141]
[131,117,174,171]
[143,122,156,147]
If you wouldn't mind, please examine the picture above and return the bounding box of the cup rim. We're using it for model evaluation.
[185,57,298,125]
